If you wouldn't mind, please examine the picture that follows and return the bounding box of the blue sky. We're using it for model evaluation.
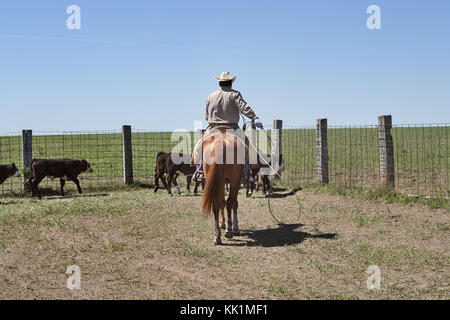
[0,0,449,132]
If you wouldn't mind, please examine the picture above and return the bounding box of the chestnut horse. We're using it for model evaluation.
[201,126,245,245]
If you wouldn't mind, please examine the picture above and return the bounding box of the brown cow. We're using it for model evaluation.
[29,159,93,198]
[0,163,21,185]
[154,152,204,195]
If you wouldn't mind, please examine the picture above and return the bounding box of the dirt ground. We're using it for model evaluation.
[0,186,448,299]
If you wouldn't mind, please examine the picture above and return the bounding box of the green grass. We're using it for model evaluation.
[0,188,448,299]
[296,182,449,211]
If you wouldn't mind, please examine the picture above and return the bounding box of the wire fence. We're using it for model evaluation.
[132,129,197,185]
[391,124,448,198]
[0,122,448,198]
[283,126,316,184]
[328,125,380,189]
[30,130,123,193]
[282,123,448,198]
[0,132,22,193]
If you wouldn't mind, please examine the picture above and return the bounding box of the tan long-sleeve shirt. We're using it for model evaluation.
[205,87,257,124]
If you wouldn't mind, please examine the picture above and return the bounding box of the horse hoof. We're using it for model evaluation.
[214,237,222,245]
[225,231,233,239]
[233,230,240,236]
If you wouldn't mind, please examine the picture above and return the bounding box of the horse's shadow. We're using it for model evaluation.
[225,224,337,247]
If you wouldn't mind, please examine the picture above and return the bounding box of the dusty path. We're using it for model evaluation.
[0,188,448,299]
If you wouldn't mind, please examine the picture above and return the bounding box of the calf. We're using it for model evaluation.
[29,158,93,198]
[154,152,169,192]
[154,152,204,195]
[247,153,284,197]
[0,163,21,185]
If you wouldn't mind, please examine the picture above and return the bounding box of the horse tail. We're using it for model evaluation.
[202,161,224,218]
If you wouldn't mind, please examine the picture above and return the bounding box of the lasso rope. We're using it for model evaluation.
[239,116,303,225]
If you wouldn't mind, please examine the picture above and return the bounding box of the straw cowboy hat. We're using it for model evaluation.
[214,71,236,83]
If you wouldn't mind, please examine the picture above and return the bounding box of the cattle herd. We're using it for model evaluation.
[0,152,283,198]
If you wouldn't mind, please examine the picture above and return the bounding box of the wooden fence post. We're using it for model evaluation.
[316,119,329,184]
[378,115,395,188]
[122,125,133,185]
[272,119,283,179]
[22,130,32,189]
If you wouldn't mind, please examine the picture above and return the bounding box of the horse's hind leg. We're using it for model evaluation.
[225,194,235,238]
[225,201,233,239]
[226,182,240,238]
[232,200,240,236]
[219,207,226,230]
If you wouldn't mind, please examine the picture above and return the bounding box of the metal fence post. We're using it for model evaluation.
[316,119,329,184]
[122,125,133,185]
[378,115,395,188]
[272,119,283,179]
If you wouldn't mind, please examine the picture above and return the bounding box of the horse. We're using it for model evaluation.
[201,126,245,245]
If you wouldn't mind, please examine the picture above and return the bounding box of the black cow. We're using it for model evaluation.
[0,163,21,185]
[247,153,284,197]
[29,159,93,198]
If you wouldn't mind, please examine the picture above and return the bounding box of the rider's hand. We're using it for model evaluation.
[254,118,264,129]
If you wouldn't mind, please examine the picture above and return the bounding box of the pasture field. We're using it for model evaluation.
[1,125,448,198]
[0,183,448,299]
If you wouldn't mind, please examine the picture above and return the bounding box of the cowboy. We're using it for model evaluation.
[192,72,263,181]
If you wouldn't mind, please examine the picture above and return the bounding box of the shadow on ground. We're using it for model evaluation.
[44,193,110,200]
[0,201,20,205]
[224,223,337,247]
[249,187,303,199]
[267,187,302,199]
